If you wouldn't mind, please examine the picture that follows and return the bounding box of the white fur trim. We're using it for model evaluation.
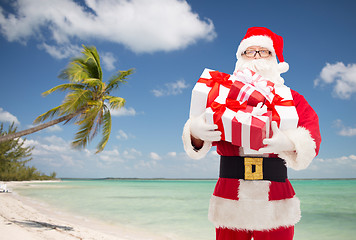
[182,118,212,159]
[238,180,270,200]
[237,35,275,59]
[278,127,317,170]
[208,194,301,231]
[278,62,289,73]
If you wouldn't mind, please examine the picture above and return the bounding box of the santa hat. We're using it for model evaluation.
[236,27,289,73]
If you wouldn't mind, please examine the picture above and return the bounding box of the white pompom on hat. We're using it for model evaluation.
[236,27,289,73]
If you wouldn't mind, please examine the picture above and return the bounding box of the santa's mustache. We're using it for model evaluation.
[234,57,284,85]
[237,58,273,73]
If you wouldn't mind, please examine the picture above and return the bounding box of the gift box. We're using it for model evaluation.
[267,86,299,130]
[206,101,271,151]
[228,81,267,106]
[228,69,275,105]
[232,105,272,151]
[205,99,247,142]
[189,68,234,118]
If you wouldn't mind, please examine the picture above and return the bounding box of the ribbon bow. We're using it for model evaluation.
[198,71,233,107]
[235,69,255,84]
[198,71,233,88]
[265,94,295,127]
[254,80,274,99]
[210,99,247,141]
[226,98,248,112]
[235,69,275,101]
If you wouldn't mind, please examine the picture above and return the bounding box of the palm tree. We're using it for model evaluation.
[0,45,134,153]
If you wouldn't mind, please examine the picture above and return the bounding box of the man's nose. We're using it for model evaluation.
[254,52,261,59]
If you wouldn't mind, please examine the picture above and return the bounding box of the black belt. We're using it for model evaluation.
[219,156,287,182]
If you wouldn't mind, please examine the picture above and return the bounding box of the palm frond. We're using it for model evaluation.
[82,45,102,81]
[82,78,102,86]
[104,96,125,110]
[42,83,85,96]
[75,101,103,126]
[60,89,92,115]
[71,118,95,149]
[33,44,134,154]
[58,59,90,83]
[58,45,103,83]
[96,107,111,153]
[106,69,134,94]
[72,104,103,150]
[33,106,62,124]
[82,78,105,94]
[90,106,104,141]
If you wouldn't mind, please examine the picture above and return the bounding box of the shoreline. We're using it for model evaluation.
[0,181,171,240]
[60,177,356,181]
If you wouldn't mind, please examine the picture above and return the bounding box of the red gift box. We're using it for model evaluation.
[229,69,276,106]
[231,105,272,151]
[190,68,233,117]
[228,81,267,106]
[206,101,271,151]
[205,99,247,142]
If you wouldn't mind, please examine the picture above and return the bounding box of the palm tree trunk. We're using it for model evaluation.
[0,111,81,143]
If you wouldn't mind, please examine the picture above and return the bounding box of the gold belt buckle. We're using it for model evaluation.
[244,157,263,180]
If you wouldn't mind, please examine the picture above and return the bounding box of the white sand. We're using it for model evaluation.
[0,181,168,240]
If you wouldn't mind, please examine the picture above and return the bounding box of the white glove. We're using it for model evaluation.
[190,113,221,142]
[259,121,295,154]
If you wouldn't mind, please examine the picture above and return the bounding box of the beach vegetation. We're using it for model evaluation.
[0,123,57,181]
[0,45,134,153]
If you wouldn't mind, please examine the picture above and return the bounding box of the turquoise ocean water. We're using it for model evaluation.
[13,179,356,240]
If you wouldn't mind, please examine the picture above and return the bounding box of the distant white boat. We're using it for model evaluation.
[0,183,11,193]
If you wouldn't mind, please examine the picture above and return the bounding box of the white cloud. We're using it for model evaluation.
[101,52,117,71]
[99,149,123,163]
[23,135,144,171]
[167,152,177,157]
[46,124,63,133]
[150,152,161,160]
[0,0,216,56]
[99,148,142,163]
[314,62,356,99]
[288,154,356,179]
[43,135,67,145]
[314,155,356,167]
[22,134,222,177]
[60,154,77,167]
[39,43,82,59]
[23,135,85,168]
[122,148,142,159]
[25,123,63,134]
[134,159,157,169]
[334,119,356,137]
[152,79,189,97]
[111,107,136,117]
[116,129,128,140]
[0,108,20,125]
[339,128,356,137]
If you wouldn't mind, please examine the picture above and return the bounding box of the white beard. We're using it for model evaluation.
[233,57,285,86]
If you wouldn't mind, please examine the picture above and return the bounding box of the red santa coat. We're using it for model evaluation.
[182,89,321,231]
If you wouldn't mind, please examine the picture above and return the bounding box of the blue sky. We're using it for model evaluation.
[0,0,355,179]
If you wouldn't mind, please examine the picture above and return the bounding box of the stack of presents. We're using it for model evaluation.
[189,68,299,154]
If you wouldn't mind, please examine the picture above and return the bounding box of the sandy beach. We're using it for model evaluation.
[0,181,164,240]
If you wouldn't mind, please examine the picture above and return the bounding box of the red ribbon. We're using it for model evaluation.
[210,99,247,141]
[265,94,295,127]
[210,102,227,140]
[225,98,248,112]
[198,71,233,107]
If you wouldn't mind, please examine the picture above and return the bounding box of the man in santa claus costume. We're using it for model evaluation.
[182,27,321,240]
